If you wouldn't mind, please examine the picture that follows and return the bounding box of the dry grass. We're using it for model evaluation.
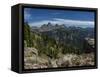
[24,47,95,69]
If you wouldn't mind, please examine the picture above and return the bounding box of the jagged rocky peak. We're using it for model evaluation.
[38,22,66,32]
[41,22,53,29]
[39,22,52,32]
[31,22,66,32]
[55,24,65,28]
[47,22,52,27]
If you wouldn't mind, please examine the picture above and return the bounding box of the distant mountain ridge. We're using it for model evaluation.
[30,22,94,52]
[24,22,95,69]
[31,22,66,32]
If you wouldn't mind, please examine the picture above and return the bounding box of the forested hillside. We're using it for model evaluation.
[24,22,95,69]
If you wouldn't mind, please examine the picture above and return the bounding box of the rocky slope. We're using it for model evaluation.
[24,47,94,69]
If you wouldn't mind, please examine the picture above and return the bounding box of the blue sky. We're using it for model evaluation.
[24,8,95,28]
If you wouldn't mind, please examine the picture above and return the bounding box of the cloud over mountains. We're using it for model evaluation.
[29,18,94,28]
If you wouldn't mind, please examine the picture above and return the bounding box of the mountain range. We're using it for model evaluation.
[30,22,94,51]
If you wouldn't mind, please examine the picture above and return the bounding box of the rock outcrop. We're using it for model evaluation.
[24,47,94,69]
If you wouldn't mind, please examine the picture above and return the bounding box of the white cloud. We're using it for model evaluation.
[54,18,94,27]
[29,18,94,28]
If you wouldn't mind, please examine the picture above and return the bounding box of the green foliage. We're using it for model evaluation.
[24,22,33,47]
[24,23,84,59]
